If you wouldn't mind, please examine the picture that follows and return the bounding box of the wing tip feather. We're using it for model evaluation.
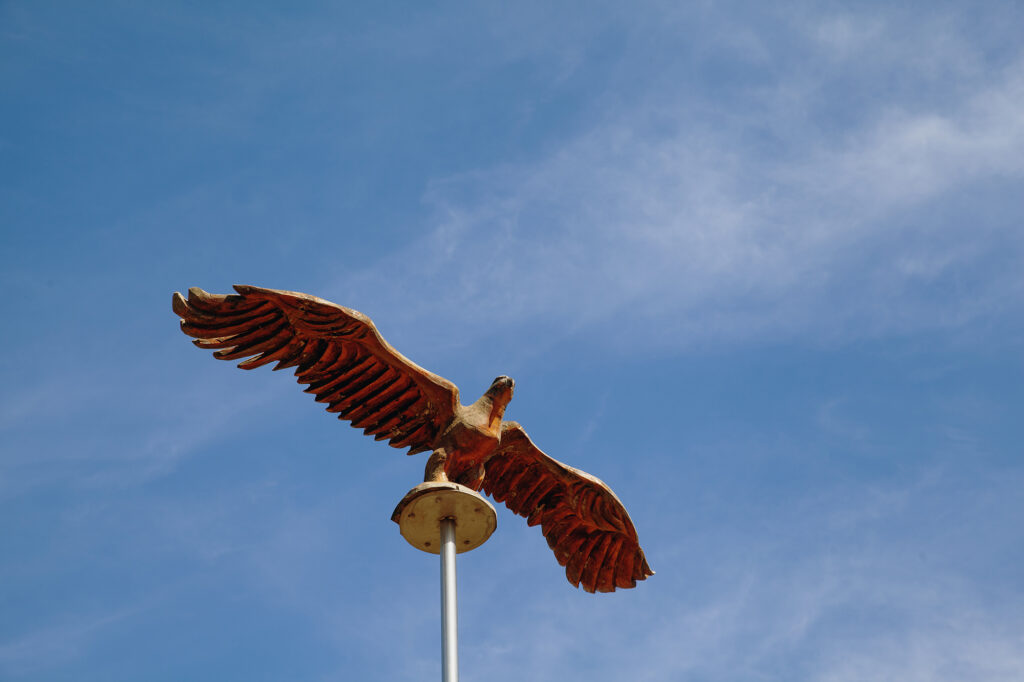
[172,291,188,317]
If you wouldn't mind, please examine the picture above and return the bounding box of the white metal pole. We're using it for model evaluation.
[440,517,459,682]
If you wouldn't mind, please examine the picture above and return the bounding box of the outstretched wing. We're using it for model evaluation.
[482,422,653,593]
[173,285,459,455]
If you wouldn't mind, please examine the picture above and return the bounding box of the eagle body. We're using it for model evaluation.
[429,376,513,488]
[173,285,653,593]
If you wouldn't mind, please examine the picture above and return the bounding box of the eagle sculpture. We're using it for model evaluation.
[173,285,653,593]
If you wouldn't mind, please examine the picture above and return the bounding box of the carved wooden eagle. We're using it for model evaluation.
[173,285,653,593]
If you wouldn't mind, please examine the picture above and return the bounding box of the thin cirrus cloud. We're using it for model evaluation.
[332,15,1023,355]
[0,605,143,678]
[452,465,1024,682]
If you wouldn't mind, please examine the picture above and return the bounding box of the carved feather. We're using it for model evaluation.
[172,285,460,454]
[482,422,654,593]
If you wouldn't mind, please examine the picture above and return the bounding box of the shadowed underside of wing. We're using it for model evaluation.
[172,285,459,455]
[482,422,653,593]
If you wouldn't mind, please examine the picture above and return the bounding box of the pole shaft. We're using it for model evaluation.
[440,518,458,682]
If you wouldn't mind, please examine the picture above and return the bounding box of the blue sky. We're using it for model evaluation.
[2,1,1023,680]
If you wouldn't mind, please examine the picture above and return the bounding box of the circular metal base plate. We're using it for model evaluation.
[392,482,497,554]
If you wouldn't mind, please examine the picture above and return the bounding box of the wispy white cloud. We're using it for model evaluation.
[0,604,143,678]
[816,67,1024,205]
[332,11,1024,355]
[451,466,1024,682]
[0,362,279,498]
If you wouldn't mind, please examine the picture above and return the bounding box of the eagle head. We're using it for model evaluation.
[487,375,515,411]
